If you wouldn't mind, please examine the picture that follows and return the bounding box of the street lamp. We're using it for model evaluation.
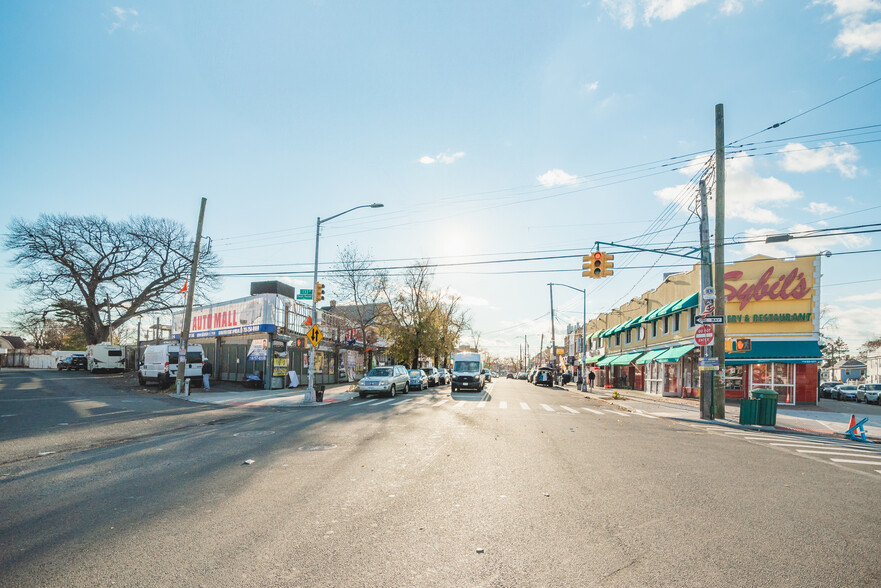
[548,282,587,390]
[306,203,384,402]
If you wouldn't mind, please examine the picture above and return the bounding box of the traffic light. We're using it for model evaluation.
[601,252,614,277]
[295,337,305,349]
[583,251,604,278]
[314,282,324,303]
[726,338,751,353]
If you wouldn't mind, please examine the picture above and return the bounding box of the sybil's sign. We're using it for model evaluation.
[721,255,817,335]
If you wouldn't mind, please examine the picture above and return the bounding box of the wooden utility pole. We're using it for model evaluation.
[549,284,556,373]
[713,105,726,419]
[699,179,714,419]
[176,197,207,396]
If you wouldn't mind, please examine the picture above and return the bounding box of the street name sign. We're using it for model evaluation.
[306,325,323,347]
[699,357,720,371]
[694,324,714,347]
[696,315,724,324]
[296,289,313,301]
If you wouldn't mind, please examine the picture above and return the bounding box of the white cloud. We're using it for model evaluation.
[537,169,578,187]
[654,152,802,224]
[823,303,881,352]
[419,151,465,165]
[581,81,600,93]
[644,0,710,23]
[805,202,841,215]
[779,142,859,178]
[107,6,139,34]
[720,0,744,15]
[840,292,881,302]
[601,0,638,28]
[813,0,881,55]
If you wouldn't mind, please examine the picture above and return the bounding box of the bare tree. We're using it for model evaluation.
[429,291,469,368]
[378,261,441,367]
[331,243,387,369]
[5,214,220,345]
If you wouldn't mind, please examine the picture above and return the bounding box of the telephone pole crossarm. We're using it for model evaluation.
[592,241,701,260]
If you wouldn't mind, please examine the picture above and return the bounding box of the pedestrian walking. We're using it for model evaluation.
[587,370,596,391]
[202,359,212,390]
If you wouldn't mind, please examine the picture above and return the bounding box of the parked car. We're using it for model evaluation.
[139,344,204,387]
[835,384,859,401]
[819,382,840,398]
[482,368,492,382]
[506,373,515,379]
[436,368,450,385]
[408,369,429,391]
[517,372,527,380]
[857,383,881,404]
[422,367,440,387]
[57,355,87,371]
[527,368,537,383]
[358,365,410,398]
[451,352,484,392]
[533,367,554,387]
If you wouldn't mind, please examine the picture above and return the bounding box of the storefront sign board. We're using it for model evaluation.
[172,294,276,339]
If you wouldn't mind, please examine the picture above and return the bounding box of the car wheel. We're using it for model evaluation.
[403,383,409,394]
[138,373,145,385]
[389,385,396,398]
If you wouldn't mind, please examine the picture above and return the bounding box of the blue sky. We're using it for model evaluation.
[1,1,880,359]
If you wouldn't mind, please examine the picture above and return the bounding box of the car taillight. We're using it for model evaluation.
[164,362,169,373]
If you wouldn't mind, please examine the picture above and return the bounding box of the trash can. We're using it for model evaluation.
[751,388,778,426]
[739,398,760,425]
[316,385,325,403]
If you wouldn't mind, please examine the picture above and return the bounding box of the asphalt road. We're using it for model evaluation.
[1,371,879,587]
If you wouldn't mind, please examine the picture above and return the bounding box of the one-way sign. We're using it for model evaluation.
[696,315,724,324]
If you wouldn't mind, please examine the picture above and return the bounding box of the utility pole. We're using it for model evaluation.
[520,343,523,371]
[549,284,556,374]
[106,294,112,343]
[524,334,528,369]
[136,317,142,367]
[539,333,544,366]
[698,179,714,419]
[176,197,207,396]
[713,104,726,419]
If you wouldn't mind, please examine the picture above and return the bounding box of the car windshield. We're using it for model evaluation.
[409,370,422,376]
[840,386,857,390]
[368,368,393,377]
[864,384,881,390]
[454,361,479,372]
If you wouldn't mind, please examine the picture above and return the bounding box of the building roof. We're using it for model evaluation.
[834,358,866,369]
[0,335,27,349]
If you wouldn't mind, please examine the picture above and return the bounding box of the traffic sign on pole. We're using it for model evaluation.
[694,324,714,347]
[306,325,323,347]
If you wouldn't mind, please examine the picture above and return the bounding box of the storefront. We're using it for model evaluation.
[579,254,823,405]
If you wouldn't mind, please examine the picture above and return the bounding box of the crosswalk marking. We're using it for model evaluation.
[477,401,487,408]
[358,399,379,405]
[454,401,466,408]
[581,407,604,415]
[633,411,659,419]
[433,399,449,407]
[413,398,428,404]
[831,458,881,465]
[560,406,579,414]
[797,449,881,457]
[540,404,555,412]
[373,398,395,405]
[392,399,411,405]
[499,401,507,409]
[605,410,629,417]
[520,402,530,410]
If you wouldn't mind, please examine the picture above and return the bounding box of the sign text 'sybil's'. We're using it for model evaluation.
[724,266,810,311]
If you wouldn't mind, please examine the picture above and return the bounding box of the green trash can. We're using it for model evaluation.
[739,398,760,425]
[751,388,778,426]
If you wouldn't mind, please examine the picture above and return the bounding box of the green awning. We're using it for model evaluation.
[669,292,699,313]
[609,351,644,365]
[655,344,696,363]
[643,300,678,322]
[635,348,667,364]
[589,329,604,340]
[725,340,822,365]
[581,354,605,364]
[596,355,616,366]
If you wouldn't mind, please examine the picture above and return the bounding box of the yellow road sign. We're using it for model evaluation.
[306,325,323,347]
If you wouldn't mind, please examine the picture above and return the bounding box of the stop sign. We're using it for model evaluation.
[694,324,714,346]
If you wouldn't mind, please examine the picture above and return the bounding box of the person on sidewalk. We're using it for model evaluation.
[202,359,212,390]
[588,370,596,391]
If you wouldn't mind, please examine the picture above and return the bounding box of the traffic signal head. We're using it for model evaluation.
[295,337,305,348]
[602,253,614,277]
[314,282,324,302]
[582,251,604,278]
[725,338,752,352]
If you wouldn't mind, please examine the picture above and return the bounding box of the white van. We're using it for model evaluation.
[87,343,126,373]
[451,352,484,393]
[138,344,204,387]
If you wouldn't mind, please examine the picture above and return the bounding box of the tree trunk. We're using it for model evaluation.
[411,348,419,369]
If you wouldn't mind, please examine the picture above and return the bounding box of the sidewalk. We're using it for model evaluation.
[169,380,360,408]
[578,384,881,442]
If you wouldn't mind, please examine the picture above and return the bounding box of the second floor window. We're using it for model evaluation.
[674,314,681,332]
[651,322,657,338]
[664,316,670,334]
[625,330,632,344]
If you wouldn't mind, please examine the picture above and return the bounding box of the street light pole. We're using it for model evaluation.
[305,203,383,403]
[549,282,587,389]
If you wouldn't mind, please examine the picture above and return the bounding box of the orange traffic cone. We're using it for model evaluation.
[848,414,856,431]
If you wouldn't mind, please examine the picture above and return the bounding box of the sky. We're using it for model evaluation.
[1,0,880,360]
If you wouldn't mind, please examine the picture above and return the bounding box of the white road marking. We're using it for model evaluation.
[393,399,411,405]
[830,458,881,465]
[412,398,428,404]
[796,449,881,457]
[499,401,507,409]
[876,470,881,475]
[373,398,395,405]
[477,401,487,408]
[540,404,555,412]
[520,402,530,410]
[604,410,629,417]
[581,407,604,415]
[433,399,450,407]
[454,401,466,408]
[357,399,379,405]
[633,411,659,419]
[560,406,579,414]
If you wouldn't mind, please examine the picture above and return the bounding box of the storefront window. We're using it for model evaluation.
[751,363,771,385]
[724,365,743,391]
[749,363,795,404]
